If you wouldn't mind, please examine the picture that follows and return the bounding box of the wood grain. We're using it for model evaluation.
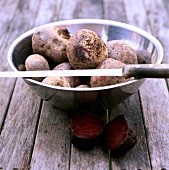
[27,0,72,169]
[125,0,169,169]
[104,0,151,169]
[59,0,80,20]
[123,0,151,33]
[80,0,104,19]
[0,0,41,69]
[104,0,126,23]
[0,0,42,169]
[34,0,62,27]
[30,102,71,170]
[0,0,20,129]
[0,78,16,129]
[61,0,109,169]
[0,0,20,56]
[143,0,169,64]
[143,0,169,85]
[0,79,41,169]
[140,79,169,169]
[0,0,169,169]
[109,93,151,169]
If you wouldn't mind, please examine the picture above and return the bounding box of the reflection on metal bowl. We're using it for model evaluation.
[8,19,163,111]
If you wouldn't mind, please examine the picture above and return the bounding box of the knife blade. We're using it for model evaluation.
[1,64,169,78]
[0,68,123,77]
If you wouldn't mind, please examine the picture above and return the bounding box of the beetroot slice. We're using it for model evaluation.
[71,113,105,139]
[103,115,137,152]
[114,128,137,153]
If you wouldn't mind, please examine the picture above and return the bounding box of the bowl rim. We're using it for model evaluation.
[7,19,164,91]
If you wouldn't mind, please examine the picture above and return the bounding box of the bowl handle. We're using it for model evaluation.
[123,64,169,78]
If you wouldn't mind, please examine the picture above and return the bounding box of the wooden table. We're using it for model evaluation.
[0,0,169,169]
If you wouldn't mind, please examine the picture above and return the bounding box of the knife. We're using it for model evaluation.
[1,64,169,78]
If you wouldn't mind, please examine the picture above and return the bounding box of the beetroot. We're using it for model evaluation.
[103,115,137,153]
[53,62,81,87]
[32,27,70,65]
[66,29,108,69]
[70,113,105,150]
[90,58,131,87]
[106,40,138,64]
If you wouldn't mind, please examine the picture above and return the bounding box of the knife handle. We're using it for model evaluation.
[123,64,169,78]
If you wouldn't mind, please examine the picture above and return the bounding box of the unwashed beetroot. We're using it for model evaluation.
[103,115,137,153]
[32,27,70,65]
[90,58,132,87]
[70,113,105,150]
[53,62,81,87]
[106,40,138,64]
[67,29,108,69]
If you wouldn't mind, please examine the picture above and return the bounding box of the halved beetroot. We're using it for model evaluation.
[103,115,137,153]
[71,113,105,139]
[70,113,105,150]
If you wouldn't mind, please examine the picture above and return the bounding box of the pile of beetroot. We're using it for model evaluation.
[23,26,140,154]
[22,26,142,88]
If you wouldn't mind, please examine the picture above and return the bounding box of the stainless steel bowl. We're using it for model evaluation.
[7,19,163,111]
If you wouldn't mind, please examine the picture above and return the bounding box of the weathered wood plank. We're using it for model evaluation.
[0,78,41,169]
[125,0,169,169]
[65,0,109,170]
[0,0,43,169]
[0,0,168,170]
[0,0,41,70]
[163,0,169,87]
[0,0,20,129]
[104,0,151,169]
[123,0,151,33]
[104,0,126,23]
[0,78,16,129]
[79,0,104,19]
[0,0,42,132]
[163,0,169,85]
[143,0,169,64]
[29,1,72,169]
[30,102,71,170]
[110,93,151,169]
[0,0,20,54]
[70,146,109,170]
[60,0,108,170]
[140,79,169,169]
[34,0,62,27]
[163,0,169,20]
[58,0,80,20]
[144,0,169,86]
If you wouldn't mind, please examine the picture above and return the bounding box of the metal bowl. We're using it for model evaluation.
[7,19,163,111]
